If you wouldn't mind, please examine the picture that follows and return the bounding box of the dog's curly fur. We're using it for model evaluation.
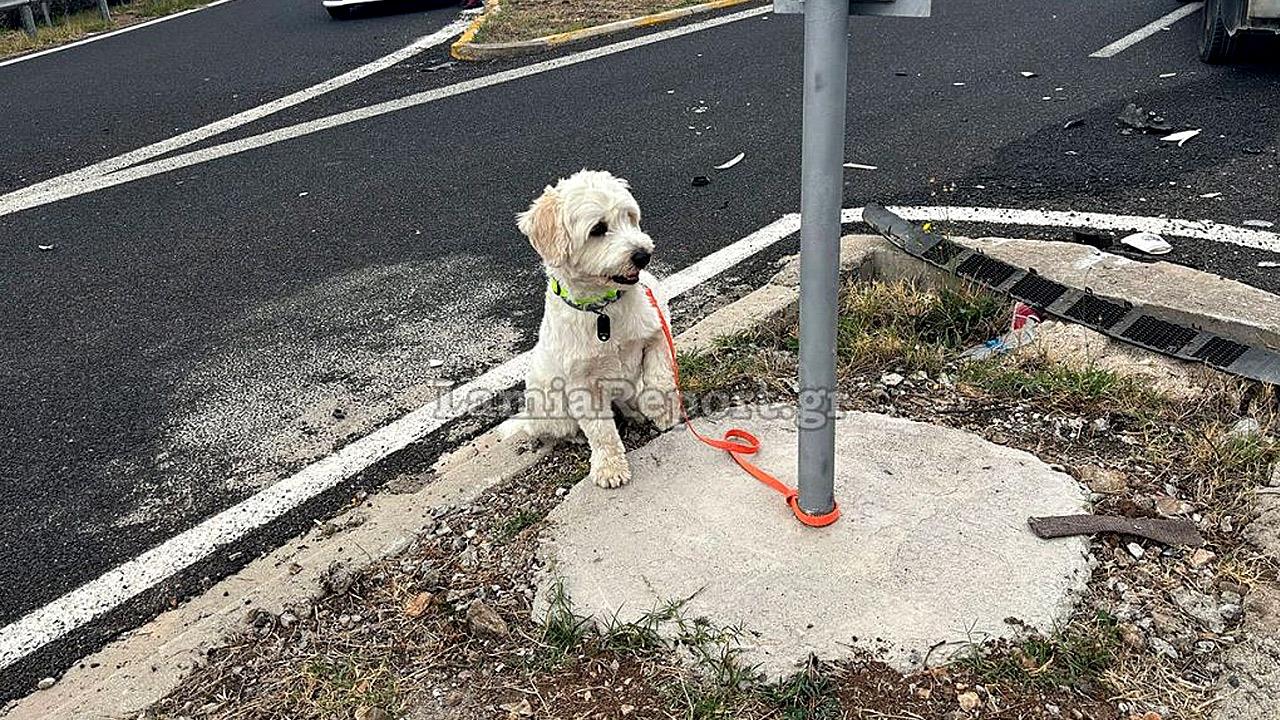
[499,170,680,488]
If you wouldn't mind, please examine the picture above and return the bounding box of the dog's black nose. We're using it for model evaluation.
[631,250,652,269]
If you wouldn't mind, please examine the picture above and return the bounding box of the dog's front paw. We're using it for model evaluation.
[590,454,632,489]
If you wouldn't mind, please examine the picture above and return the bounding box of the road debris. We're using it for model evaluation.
[714,152,745,170]
[1119,231,1172,255]
[1243,219,1275,228]
[1028,514,1205,547]
[843,163,878,170]
[404,591,434,618]
[467,600,509,638]
[1117,102,1172,132]
[499,699,534,717]
[1259,261,1280,268]
[1160,129,1201,147]
[1158,72,1177,78]
[35,677,55,691]
[1063,117,1084,130]
[1199,192,1222,199]
[691,175,711,187]
[426,61,456,72]
[37,244,54,251]
[1019,71,1037,78]
[952,82,965,86]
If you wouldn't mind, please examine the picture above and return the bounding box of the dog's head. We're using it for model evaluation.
[517,169,654,287]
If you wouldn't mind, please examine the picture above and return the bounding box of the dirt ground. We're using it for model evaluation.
[148,279,1279,720]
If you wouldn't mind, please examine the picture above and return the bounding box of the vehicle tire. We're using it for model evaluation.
[326,4,354,19]
[1199,0,1236,63]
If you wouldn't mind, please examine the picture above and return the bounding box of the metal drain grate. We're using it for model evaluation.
[1121,316,1198,354]
[1193,337,1250,367]
[923,239,964,265]
[861,203,1280,385]
[1009,273,1068,309]
[955,254,1019,286]
[1065,295,1128,329]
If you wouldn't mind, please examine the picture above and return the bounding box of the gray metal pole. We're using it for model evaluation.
[97,0,111,23]
[796,0,848,516]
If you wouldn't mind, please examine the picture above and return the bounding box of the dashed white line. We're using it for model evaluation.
[0,210,801,672]
[0,4,772,219]
[1089,2,1204,58]
[0,0,238,69]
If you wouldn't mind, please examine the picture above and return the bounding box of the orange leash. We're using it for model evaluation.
[643,287,840,527]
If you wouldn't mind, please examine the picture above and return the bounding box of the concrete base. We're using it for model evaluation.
[538,406,1091,677]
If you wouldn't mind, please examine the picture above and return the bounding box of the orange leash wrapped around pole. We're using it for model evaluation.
[644,287,840,527]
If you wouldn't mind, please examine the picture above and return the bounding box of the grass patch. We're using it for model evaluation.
[473,0,715,44]
[0,0,210,59]
[958,612,1121,691]
[834,279,1008,376]
[759,658,842,720]
[495,508,541,544]
[289,656,401,718]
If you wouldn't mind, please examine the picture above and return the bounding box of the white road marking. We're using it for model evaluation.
[1089,2,1203,58]
[840,206,1280,254]
[0,0,238,70]
[0,210,801,671]
[1,17,472,209]
[0,5,772,219]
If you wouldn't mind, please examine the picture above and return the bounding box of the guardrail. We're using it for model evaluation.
[2,0,110,37]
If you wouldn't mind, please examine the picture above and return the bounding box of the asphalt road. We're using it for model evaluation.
[1,0,1278,698]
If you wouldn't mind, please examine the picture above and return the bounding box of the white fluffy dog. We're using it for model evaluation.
[499,170,681,489]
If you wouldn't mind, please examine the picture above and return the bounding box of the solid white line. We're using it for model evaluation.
[839,205,1280,255]
[0,0,238,70]
[1089,2,1203,58]
[0,210,802,671]
[0,5,771,219]
[1,17,472,210]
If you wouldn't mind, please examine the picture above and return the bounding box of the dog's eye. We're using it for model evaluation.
[589,222,608,237]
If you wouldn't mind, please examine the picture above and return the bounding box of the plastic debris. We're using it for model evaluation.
[1243,219,1275,228]
[1120,231,1173,255]
[961,302,1040,360]
[1199,192,1222,199]
[843,163,878,171]
[1118,102,1172,132]
[1019,71,1038,78]
[1161,129,1201,147]
[714,152,745,170]
[1063,118,1084,130]
[37,244,54,251]
[952,82,965,86]
[426,61,456,72]
[1159,72,1177,78]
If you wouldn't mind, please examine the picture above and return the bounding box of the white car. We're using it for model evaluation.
[1200,0,1280,62]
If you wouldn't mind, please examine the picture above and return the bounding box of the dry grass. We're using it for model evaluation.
[0,0,210,59]
[473,0,715,44]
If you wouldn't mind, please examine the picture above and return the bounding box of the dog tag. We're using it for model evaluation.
[596,313,611,342]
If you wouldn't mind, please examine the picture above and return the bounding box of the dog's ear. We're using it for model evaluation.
[517,186,569,265]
